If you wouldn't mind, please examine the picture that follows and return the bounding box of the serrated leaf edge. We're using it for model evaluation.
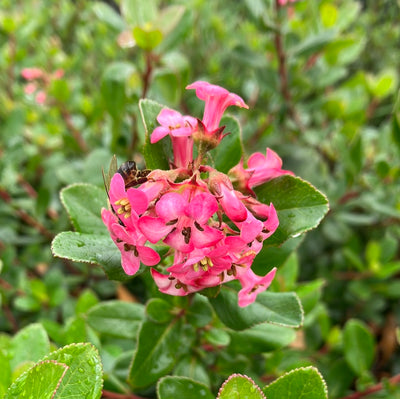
[217,373,266,399]
[41,342,104,398]
[5,360,69,399]
[258,175,330,240]
[262,366,328,398]
[214,286,304,330]
[156,375,213,399]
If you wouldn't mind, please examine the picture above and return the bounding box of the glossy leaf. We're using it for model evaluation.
[51,231,129,281]
[209,286,303,331]
[210,115,243,173]
[128,319,183,389]
[263,366,328,399]
[218,374,265,399]
[158,376,214,399]
[60,183,106,234]
[43,343,103,399]
[87,300,145,338]
[10,323,50,370]
[255,175,329,246]
[228,323,296,354]
[146,298,174,323]
[4,360,68,399]
[343,319,375,376]
[139,98,170,170]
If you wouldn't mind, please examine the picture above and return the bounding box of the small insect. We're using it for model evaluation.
[102,156,151,226]
[117,160,151,189]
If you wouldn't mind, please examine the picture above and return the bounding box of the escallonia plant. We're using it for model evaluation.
[102,81,296,307]
[50,80,330,397]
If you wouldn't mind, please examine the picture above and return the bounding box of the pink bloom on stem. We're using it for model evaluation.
[21,67,44,80]
[237,267,277,307]
[209,171,247,222]
[35,91,47,104]
[151,269,199,296]
[186,81,248,132]
[151,108,197,168]
[139,190,223,253]
[53,69,64,79]
[102,209,160,275]
[24,83,37,95]
[108,173,149,228]
[278,0,298,5]
[230,148,294,193]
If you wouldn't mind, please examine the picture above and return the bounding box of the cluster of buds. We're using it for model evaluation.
[21,67,64,105]
[102,81,293,307]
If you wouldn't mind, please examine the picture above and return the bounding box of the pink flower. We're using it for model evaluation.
[208,171,247,222]
[102,209,160,275]
[53,69,64,79]
[186,81,248,132]
[237,267,277,307]
[24,83,37,95]
[108,173,149,229]
[139,189,224,253]
[230,148,294,193]
[21,67,44,80]
[151,269,199,296]
[35,91,47,104]
[278,0,298,5]
[151,108,197,168]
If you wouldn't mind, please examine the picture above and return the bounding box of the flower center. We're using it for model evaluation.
[115,197,131,218]
[193,256,214,272]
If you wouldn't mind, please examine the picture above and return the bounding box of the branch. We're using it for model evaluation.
[273,0,305,134]
[339,374,400,399]
[102,390,147,399]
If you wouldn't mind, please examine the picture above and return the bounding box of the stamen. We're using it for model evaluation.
[194,221,204,231]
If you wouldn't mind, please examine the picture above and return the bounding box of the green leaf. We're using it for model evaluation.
[128,319,183,389]
[92,2,126,30]
[218,374,265,399]
[185,294,213,328]
[209,286,303,331]
[366,69,398,99]
[139,98,170,170]
[228,323,296,354]
[173,356,210,386]
[146,298,174,323]
[158,376,214,399]
[87,301,145,338]
[263,366,328,399]
[133,26,163,50]
[255,175,329,246]
[210,115,243,173]
[0,347,11,397]
[43,343,103,399]
[4,360,68,399]
[120,0,157,27]
[60,183,106,234]
[289,31,335,58]
[10,323,50,370]
[51,231,129,281]
[75,289,99,315]
[343,319,375,376]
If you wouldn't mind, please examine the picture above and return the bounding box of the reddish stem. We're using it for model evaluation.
[339,374,400,399]
[102,390,147,399]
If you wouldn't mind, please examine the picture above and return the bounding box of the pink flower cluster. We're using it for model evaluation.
[21,67,64,105]
[102,81,293,307]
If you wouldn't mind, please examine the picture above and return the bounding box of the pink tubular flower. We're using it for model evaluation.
[237,267,277,307]
[35,91,47,104]
[151,108,197,168]
[229,148,294,193]
[102,209,160,275]
[21,67,44,80]
[139,189,224,253]
[186,81,248,132]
